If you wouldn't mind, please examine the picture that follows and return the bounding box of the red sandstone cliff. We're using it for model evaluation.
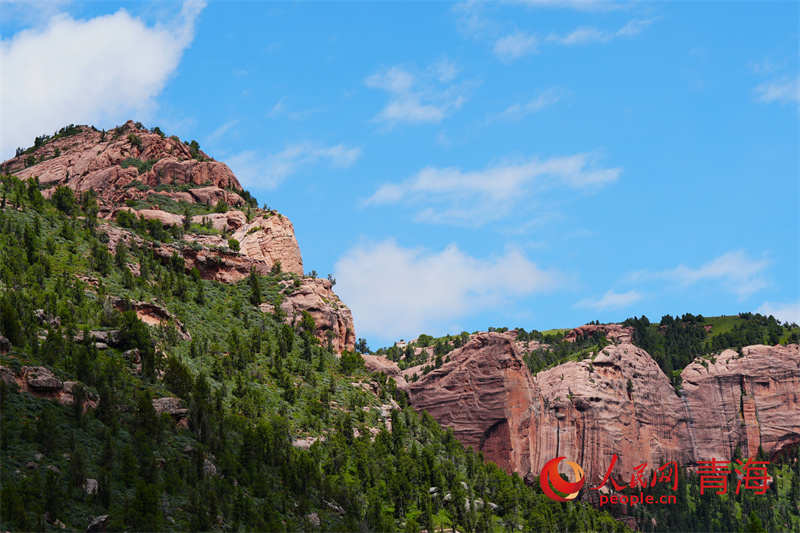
[391,333,799,487]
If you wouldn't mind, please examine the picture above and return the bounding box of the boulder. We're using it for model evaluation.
[86,515,109,533]
[152,397,188,417]
[84,478,98,495]
[23,366,63,392]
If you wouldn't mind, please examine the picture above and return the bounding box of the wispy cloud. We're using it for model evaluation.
[747,57,784,75]
[365,60,469,127]
[269,97,322,120]
[576,289,645,311]
[494,88,565,120]
[0,0,206,159]
[365,153,621,226]
[494,32,539,61]
[754,77,799,105]
[757,301,800,327]
[629,251,770,300]
[547,18,652,45]
[493,18,653,61]
[227,142,361,189]
[334,239,564,341]
[511,0,625,11]
[204,119,238,147]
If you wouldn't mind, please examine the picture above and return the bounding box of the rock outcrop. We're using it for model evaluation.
[152,397,189,427]
[398,332,800,487]
[565,324,633,344]
[109,297,191,341]
[361,354,410,394]
[231,214,304,276]
[112,207,185,227]
[3,121,242,208]
[268,278,355,352]
[0,365,98,409]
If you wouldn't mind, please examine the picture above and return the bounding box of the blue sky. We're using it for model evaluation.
[2,1,798,347]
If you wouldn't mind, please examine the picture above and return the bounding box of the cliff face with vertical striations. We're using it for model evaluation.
[680,344,800,462]
[398,332,800,486]
[409,333,537,474]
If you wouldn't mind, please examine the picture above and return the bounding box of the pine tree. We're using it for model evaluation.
[248,266,261,306]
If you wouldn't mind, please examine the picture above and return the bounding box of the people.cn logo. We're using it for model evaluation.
[540,457,585,502]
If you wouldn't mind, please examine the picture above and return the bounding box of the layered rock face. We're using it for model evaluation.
[409,333,537,475]
[183,211,305,277]
[681,344,800,462]
[394,333,799,486]
[267,278,355,353]
[4,121,242,208]
[531,344,691,486]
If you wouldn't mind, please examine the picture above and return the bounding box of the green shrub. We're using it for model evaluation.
[128,133,143,150]
[51,185,76,215]
[120,158,157,175]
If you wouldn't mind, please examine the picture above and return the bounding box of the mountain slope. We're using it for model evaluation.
[0,123,626,532]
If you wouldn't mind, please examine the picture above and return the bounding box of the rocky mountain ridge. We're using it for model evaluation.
[3,121,355,352]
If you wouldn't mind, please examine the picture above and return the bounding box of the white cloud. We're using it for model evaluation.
[754,78,799,105]
[494,32,539,61]
[365,61,468,127]
[0,1,206,159]
[227,142,361,189]
[334,239,563,341]
[495,88,565,120]
[757,301,800,327]
[630,251,770,300]
[547,18,652,45]
[576,289,645,311]
[364,153,621,226]
[492,18,652,61]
